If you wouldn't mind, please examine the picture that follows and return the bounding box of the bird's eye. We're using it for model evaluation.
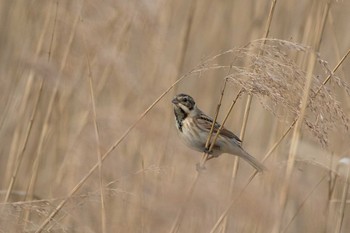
[183,98,188,102]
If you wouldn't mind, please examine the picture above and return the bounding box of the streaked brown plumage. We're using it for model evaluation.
[172,93,265,172]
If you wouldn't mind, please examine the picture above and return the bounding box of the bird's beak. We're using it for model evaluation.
[172,98,179,104]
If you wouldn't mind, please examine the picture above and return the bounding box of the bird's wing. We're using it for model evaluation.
[197,114,242,144]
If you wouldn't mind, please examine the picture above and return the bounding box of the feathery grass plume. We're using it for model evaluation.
[192,39,350,146]
[0,165,161,232]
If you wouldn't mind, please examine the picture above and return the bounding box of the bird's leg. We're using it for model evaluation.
[205,144,220,161]
[204,148,215,161]
[206,155,216,161]
[204,147,212,155]
[195,145,213,171]
[196,163,207,172]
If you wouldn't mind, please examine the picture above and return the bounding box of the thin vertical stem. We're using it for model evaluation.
[169,80,233,233]
[222,1,278,232]
[209,46,348,233]
[334,160,350,233]
[35,71,190,233]
[86,51,106,233]
[272,2,331,232]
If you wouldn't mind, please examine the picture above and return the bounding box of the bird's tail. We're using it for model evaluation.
[235,146,266,172]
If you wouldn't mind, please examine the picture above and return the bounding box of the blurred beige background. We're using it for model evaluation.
[0,0,349,232]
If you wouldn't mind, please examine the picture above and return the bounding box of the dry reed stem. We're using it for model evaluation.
[223,38,350,147]
[32,38,349,232]
[209,46,349,233]
[2,2,350,232]
[157,0,197,167]
[18,25,347,232]
[325,156,339,231]
[54,62,112,184]
[157,0,197,174]
[2,1,54,202]
[201,79,229,165]
[229,94,252,183]
[260,47,349,173]
[34,71,191,232]
[140,161,146,233]
[263,0,277,40]
[32,37,349,232]
[4,76,35,203]
[1,165,154,207]
[222,2,278,231]
[334,159,350,233]
[53,12,134,186]
[273,50,317,233]
[86,52,106,233]
[315,48,350,95]
[209,176,250,233]
[177,0,197,75]
[207,90,244,157]
[27,2,80,208]
[27,8,79,232]
[3,81,43,203]
[169,80,230,233]
[168,172,200,233]
[281,173,328,233]
[1,7,53,232]
[4,80,32,197]
[47,1,59,62]
[222,89,250,231]
[33,53,226,231]
[21,3,58,229]
[273,2,331,232]
[221,93,252,229]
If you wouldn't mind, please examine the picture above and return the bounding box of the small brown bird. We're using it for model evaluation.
[172,93,265,172]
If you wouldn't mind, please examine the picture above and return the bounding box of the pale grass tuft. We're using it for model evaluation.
[188,39,350,146]
[338,157,350,165]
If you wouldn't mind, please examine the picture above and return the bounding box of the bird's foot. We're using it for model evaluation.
[196,163,207,172]
[206,154,219,161]
[204,147,212,155]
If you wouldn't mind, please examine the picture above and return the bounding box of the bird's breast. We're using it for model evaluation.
[177,118,207,152]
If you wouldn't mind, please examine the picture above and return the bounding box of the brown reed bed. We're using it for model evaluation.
[1,1,350,233]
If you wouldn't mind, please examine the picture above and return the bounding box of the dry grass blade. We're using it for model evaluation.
[86,51,106,233]
[201,79,229,165]
[222,1,278,231]
[2,0,54,202]
[314,48,350,96]
[169,80,236,233]
[223,38,350,147]
[334,159,350,233]
[207,90,243,155]
[282,174,327,233]
[2,2,350,233]
[34,74,189,232]
[3,81,43,203]
[273,3,332,232]
[168,172,200,233]
[273,49,317,233]
[31,36,350,232]
[263,0,277,39]
[208,46,350,233]
[177,0,197,74]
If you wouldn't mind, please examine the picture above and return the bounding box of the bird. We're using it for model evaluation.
[172,93,266,172]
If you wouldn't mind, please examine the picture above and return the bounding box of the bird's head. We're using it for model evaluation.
[172,94,196,114]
